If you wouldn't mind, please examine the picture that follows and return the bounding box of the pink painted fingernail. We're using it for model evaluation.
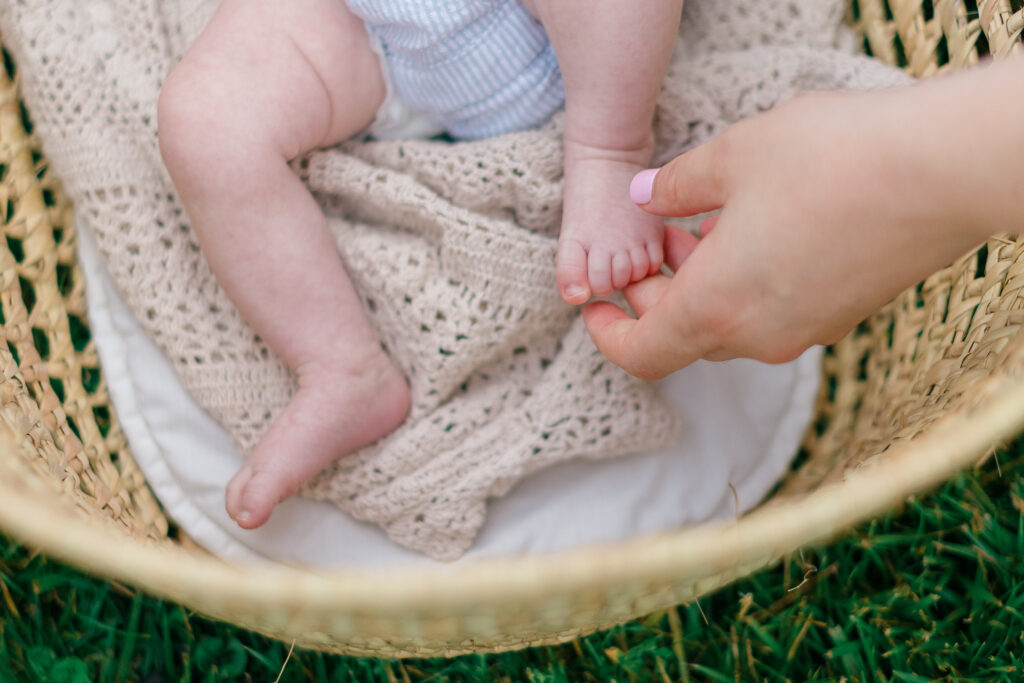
[630,168,659,205]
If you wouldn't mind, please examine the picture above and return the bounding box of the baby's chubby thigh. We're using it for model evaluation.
[160,0,386,161]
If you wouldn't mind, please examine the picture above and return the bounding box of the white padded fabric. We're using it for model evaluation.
[79,223,822,567]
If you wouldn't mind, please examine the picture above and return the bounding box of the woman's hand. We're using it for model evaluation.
[582,65,1019,379]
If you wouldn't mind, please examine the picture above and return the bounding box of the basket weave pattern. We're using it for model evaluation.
[792,0,1024,493]
[0,53,166,541]
[0,0,1022,658]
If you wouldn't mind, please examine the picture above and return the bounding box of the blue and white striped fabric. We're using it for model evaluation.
[345,0,565,139]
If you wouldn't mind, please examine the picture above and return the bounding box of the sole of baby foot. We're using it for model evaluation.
[556,150,665,305]
[225,352,410,529]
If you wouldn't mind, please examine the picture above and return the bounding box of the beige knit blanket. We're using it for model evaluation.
[0,0,908,559]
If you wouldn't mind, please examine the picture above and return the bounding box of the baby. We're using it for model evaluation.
[157,0,683,529]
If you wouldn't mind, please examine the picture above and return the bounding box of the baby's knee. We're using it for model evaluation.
[157,61,231,177]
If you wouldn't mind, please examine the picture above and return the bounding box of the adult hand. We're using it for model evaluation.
[582,70,1015,379]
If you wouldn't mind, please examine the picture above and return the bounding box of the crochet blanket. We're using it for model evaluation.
[0,0,909,560]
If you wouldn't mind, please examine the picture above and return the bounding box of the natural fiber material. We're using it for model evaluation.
[0,61,166,544]
[0,0,1021,658]
[0,0,908,559]
[789,0,1024,496]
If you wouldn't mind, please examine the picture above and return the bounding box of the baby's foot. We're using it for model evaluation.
[225,350,409,528]
[557,140,664,305]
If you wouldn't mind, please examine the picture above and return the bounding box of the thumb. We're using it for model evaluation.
[629,136,728,217]
[582,296,702,380]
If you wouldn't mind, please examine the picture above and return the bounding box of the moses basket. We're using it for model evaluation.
[0,0,1022,658]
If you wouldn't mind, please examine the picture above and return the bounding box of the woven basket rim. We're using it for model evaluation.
[3,0,1023,655]
[3,370,1022,612]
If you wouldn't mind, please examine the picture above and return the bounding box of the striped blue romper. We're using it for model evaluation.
[345,0,566,140]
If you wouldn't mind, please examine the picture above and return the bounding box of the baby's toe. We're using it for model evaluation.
[238,474,281,528]
[557,238,593,305]
[646,239,664,275]
[587,248,615,298]
[611,252,633,291]
[226,463,280,529]
[629,246,651,283]
[225,466,251,521]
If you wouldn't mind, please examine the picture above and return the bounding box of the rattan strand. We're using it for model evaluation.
[0,60,167,541]
[0,0,1021,657]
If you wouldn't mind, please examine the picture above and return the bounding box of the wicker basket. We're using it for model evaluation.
[0,0,1022,658]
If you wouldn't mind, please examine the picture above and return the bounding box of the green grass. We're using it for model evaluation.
[2,447,1023,682]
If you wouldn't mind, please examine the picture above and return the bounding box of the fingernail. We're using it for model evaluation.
[237,510,251,524]
[629,168,659,205]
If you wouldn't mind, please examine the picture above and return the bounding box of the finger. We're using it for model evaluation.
[629,138,728,217]
[581,300,633,333]
[582,302,663,379]
[621,272,673,317]
[663,225,701,271]
[699,214,719,237]
[582,295,700,380]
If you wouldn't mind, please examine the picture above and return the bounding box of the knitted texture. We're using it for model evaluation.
[0,0,909,559]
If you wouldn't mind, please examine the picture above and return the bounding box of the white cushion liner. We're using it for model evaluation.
[79,224,822,567]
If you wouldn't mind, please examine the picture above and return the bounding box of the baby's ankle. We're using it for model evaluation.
[296,346,402,388]
[562,132,655,169]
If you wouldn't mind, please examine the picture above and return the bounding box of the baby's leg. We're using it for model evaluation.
[158,0,408,528]
[524,0,683,304]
